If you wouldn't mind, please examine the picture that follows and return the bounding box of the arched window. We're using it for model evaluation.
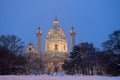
[29,48,31,50]
[64,45,65,50]
[55,44,57,50]
[47,45,49,51]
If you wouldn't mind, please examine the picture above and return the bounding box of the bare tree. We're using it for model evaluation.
[0,34,24,54]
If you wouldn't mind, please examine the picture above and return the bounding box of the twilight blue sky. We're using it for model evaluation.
[0,0,120,52]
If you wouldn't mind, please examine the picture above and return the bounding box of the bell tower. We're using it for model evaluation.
[36,27,42,58]
[70,27,76,51]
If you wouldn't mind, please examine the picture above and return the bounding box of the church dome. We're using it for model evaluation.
[45,17,68,52]
[46,26,66,41]
[46,18,66,41]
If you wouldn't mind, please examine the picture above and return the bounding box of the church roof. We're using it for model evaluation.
[46,18,67,41]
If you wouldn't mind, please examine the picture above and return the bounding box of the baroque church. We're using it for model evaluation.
[25,17,76,72]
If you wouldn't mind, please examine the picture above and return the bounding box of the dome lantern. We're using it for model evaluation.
[54,17,59,26]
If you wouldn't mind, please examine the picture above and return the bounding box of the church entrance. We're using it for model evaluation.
[53,61,59,72]
[45,56,63,73]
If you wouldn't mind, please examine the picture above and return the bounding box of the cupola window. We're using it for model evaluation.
[55,44,57,50]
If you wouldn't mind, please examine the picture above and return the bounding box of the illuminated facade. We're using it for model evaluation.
[26,17,75,72]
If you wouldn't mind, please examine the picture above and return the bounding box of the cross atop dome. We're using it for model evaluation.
[54,16,58,21]
[54,16,59,26]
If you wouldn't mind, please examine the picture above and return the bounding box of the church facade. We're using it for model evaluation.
[25,17,76,72]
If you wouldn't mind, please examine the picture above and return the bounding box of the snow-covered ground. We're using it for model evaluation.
[0,75,120,80]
